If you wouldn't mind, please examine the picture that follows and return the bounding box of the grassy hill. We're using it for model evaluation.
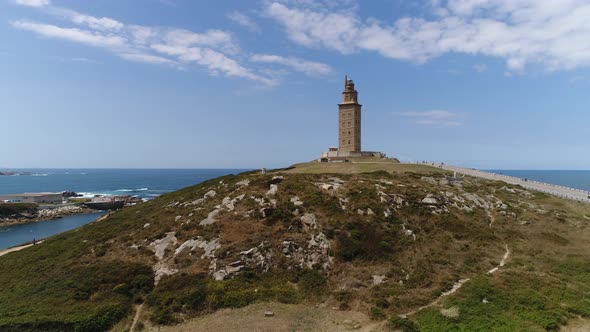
[1,162,590,331]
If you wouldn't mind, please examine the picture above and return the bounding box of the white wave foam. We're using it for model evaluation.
[78,192,113,198]
[115,188,148,192]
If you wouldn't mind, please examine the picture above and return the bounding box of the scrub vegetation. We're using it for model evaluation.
[1,162,590,331]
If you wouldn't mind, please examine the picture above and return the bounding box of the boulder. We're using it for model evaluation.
[422,196,438,205]
[372,275,386,285]
[301,213,317,231]
[266,184,278,196]
[290,196,304,206]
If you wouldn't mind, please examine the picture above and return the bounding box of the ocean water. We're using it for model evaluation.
[0,212,104,250]
[488,170,590,192]
[0,169,247,250]
[0,168,248,199]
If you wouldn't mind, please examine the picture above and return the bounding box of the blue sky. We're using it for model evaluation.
[1,0,589,169]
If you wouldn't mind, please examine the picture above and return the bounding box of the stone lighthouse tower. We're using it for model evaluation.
[338,75,362,153]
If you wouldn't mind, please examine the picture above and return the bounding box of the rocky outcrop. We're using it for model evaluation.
[422,195,438,205]
[0,204,94,225]
[283,233,333,270]
[212,241,272,281]
[301,213,317,231]
[175,237,221,258]
[149,232,177,260]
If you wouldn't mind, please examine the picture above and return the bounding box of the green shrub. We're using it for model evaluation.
[151,307,176,325]
[274,286,299,304]
[222,289,257,308]
[147,272,314,325]
[0,202,38,218]
[184,287,208,310]
[336,221,399,261]
[298,270,328,297]
[113,283,130,296]
[370,306,386,320]
[389,316,419,332]
[131,274,154,295]
[262,207,291,224]
[335,290,352,310]
[376,297,390,308]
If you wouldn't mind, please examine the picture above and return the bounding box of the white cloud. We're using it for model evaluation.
[70,13,124,31]
[118,52,177,65]
[15,0,49,7]
[227,12,260,32]
[265,2,359,54]
[250,54,332,76]
[265,0,590,72]
[397,110,462,126]
[12,21,126,48]
[11,6,277,85]
[152,44,278,86]
[71,57,99,63]
[163,28,237,53]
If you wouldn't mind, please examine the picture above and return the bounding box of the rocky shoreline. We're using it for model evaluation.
[0,171,32,176]
[0,191,144,226]
[0,205,97,226]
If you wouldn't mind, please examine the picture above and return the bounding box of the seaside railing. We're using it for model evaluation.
[411,162,590,203]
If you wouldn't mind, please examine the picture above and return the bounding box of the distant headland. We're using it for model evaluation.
[0,171,32,176]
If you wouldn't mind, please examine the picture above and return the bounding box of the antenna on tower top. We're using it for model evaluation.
[344,75,348,89]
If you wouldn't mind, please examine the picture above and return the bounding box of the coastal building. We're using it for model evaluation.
[0,192,63,204]
[339,75,362,153]
[321,76,386,161]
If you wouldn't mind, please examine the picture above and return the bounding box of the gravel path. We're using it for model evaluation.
[438,164,590,203]
[0,241,43,257]
[130,303,144,332]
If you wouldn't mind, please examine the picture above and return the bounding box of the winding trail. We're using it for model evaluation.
[488,244,510,275]
[130,303,144,332]
[402,244,511,317]
[486,209,495,228]
[401,278,471,317]
[0,241,44,257]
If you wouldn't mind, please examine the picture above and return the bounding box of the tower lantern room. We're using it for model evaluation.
[342,75,359,104]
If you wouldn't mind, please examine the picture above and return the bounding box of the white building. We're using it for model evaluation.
[0,192,63,204]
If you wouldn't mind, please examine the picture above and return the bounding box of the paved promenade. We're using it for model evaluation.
[433,163,590,204]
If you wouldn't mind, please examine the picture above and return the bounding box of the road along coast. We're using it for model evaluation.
[438,164,590,203]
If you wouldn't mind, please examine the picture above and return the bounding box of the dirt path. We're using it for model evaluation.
[401,278,470,317]
[147,302,387,332]
[486,209,495,228]
[129,303,144,332]
[487,244,510,274]
[561,317,590,331]
[403,244,511,317]
[0,241,44,257]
